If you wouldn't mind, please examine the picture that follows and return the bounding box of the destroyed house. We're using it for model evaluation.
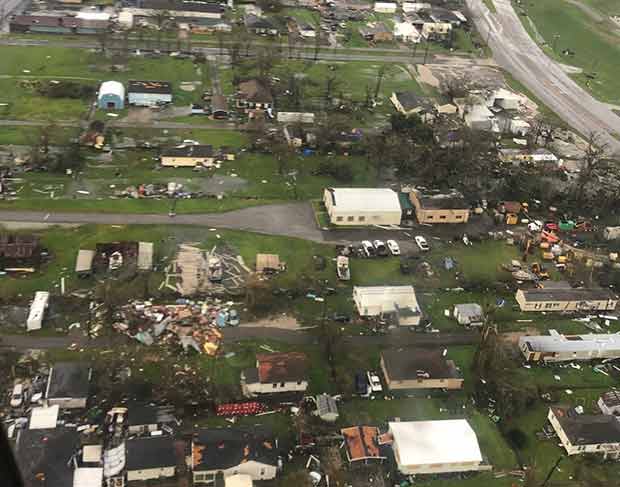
[515,287,618,312]
[358,22,393,42]
[408,189,470,224]
[126,435,176,482]
[93,241,153,272]
[160,144,216,167]
[599,391,620,416]
[126,403,163,434]
[236,79,273,110]
[192,429,278,483]
[316,394,339,422]
[45,362,91,409]
[353,286,421,326]
[244,13,280,36]
[519,330,620,363]
[0,234,39,259]
[341,426,387,464]
[242,352,308,397]
[548,406,620,458]
[127,80,172,107]
[380,349,463,391]
[390,92,434,120]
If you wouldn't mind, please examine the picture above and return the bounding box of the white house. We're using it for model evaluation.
[27,291,49,331]
[421,22,452,39]
[192,429,278,484]
[519,330,620,363]
[388,420,485,474]
[374,2,397,13]
[599,391,620,416]
[393,22,421,43]
[242,352,308,397]
[353,286,421,326]
[126,436,176,482]
[548,406,620,458]
[453,303,483,326]
[403,2,431,13]
[323,187,402,226]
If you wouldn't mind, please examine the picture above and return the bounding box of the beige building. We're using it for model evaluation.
[161,144,215,168]
[421,22,452,39]
[409,190,470,224]
[381,349,463,391]
[515,286,618,312]
[242,352,308,397]
[323,187,402,226]
[353,286,421,326]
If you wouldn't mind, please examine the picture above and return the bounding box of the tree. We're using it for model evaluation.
[96,28,111,54]
[373,64,388,100]
[257,0,283,12]
[574,132,610,204]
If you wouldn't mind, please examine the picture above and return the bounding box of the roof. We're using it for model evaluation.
[600,391,620,409]
[316,394,338,417]
[393,91,432,112]
[256,253,280,272]
[126,436,176,471]
[519,330,620,354]
[76,249,95,273]
[98,81,125,99]
[389,420,482,466]
[256,352,308,383]
[82,444,102,463]
[381,349,460,381]
[30,405,59,430]
[161,144,214,158]
[519,287,617,302]
[73,468,103,487]
[551,406,620,445]
[414,190,469,210]
[238,79,273,104]
[192,428,278,471]
[140,0,223,13]
[398,192,414,210]
[341,426,385,461]
[10,15,109,29]
[46,362,91,400]
[354,286,419,314]
[359,22,391,36]
[454,303,483,318]
[128,80,172,94]
[127,403,159,425]
[325,187,401,213]
[138,241,153,271]
[394,21,418,36]
[245,13,277,30]
[212,94,228,112]
[225,474,253,487]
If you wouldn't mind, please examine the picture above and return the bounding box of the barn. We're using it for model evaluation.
[97,81,125,110]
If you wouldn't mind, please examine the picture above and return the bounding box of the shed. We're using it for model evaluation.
[453,303,483,326]
[315,394,339,422]
[323,188,402,226]
[98,81,125,110]
[256,254,282,273]
[75,249,95,275]
[128,80,172,107]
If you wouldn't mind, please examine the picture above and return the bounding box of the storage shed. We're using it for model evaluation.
[128,80,172,107]
[98,81,125,110]
[323,188,402,226]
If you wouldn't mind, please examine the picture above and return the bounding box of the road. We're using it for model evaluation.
[0,118,240,130]
[466,0,620,154]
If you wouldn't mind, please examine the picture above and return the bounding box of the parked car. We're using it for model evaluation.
[361,240,375,257]
[10,383,24,408]
[354,371,370,397]
[415,235,430,251]
[366,371,383,393]
[386,239,400,255]
[372,240,388,257]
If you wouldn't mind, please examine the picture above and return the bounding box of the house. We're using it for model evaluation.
[242,352,308,397]
[408,189,470,224]
[548,406,620,458]
[45,362,91,409]
[127,80,172,107]
[380,349,463,391]
[421,21,452,40]
[27,291,49,332]
[161,144,215,167]
[353,286,421,326]
[341,426,387,464]
[463,102,494,131]
[515,285,618,312]
[9,16,109,35]
[29,405,59,430]
[490,88,521,110]
[245,14,280,36]
[73,468,103,487]
[192,429,278,484]
[531,148,558,163]
[519,330,620,363]
[126,436,176,482]
[387,420,485,474]
[236,79,273,111]
[255,253,283,273]
[429,8,463,26]
[315,394,339,422]
[211,95,229,119]
[598,391,620,416]
[359,22,393,42]
[453,303,484,326]
[374,2,397,13]
[390,92,434,120]
[98,81,125,110]
[127,403,163,435]
[126,0,223,20]
[403,2,431,13]
[393,22,421,43]
[0,234,39,259]
[277,112,315,124]
[323,187,402,226]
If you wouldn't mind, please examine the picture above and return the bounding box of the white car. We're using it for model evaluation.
[10,383,24,408]
[386,240,400,255]
[415,235,430,251]
[361,240,375,257]
[372,240,388,256]
[367,371,383,393]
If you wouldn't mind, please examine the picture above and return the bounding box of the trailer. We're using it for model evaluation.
[336,255,350,281]
[26,291,49,331]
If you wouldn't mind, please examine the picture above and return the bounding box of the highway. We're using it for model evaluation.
[466,0,620,154]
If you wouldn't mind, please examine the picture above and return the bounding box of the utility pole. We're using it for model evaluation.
[552,34,560,52]
[423,41,430,65]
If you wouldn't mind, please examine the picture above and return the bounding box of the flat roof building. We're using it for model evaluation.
[128,80,172,107]
[353,286,421,326]
[519,330,620,363]
[515,286,618,312]
[323,188,402,226]
[408,189,470,224]
[45,362,91,409]
[380,349,463,391]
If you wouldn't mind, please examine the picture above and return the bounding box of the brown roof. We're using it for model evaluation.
[238,79,273,104]
[381,349,460,381]
[500,201,521,213]
[341,426,384,461]
[256,253,280,272]
[256,352,307,383]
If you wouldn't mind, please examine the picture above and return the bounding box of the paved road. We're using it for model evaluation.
[466,0,620,154]
[0,118,239,131]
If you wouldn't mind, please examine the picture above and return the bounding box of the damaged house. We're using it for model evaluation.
[341,426,387,464]
[235,79,274,111]
[380,349,463,391]
[160,144,216,168]
[45,362,91,409]
[353,286,421,326]
[515,285,618,312]
[408,189,470,224]
[519,330,620,363]
[126,435,177,482]
[127,80,172,107]
[241,352,308,397]
[192,429,279,484]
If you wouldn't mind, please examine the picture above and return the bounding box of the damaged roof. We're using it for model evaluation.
[256,352,308,383]
[161,144,214,158]
[192,428,278,471]
[237,79,273,104]
[519,287,617,302]
[551,406,620,445]
[415,190,469,210]
[126,436,176,471]
[46,362,91,400]
[341,426,385,462]
[381,349,460,381]
[128,80,172,94]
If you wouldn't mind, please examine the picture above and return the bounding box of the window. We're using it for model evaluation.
[347,216,354,222]
[440,215,446,220]
[358,216,366,222]
[273,383,277,388]
[280,382,285,387]
[427,215,433,220]
[260,468,266,476]
[336,216,343,222]
[456,215,463,219]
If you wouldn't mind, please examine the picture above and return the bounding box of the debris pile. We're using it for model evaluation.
[216,402,267,417]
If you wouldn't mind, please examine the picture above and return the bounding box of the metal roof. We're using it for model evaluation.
[520,330,620,353]
[98,81,125,100]
[326,188,401,213]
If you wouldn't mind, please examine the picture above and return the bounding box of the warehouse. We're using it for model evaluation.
[97,81,125,110]
[323,188,402,226]
[128,80,172,107]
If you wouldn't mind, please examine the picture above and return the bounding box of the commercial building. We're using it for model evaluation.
[380,349,463,391]
[98,81,125,110]
[515,286,618,312]
[127,80,172,107]
[408,189,470,224]
[27,291,49,331]
[519,330,620,363]
[126,436,176,482]
[242,352,308,397]
[353,286,421,326]
[45,362,91,409]
[323,188,402,226]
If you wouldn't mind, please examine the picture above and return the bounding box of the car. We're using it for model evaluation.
[354,372,370,397]
[415,235,430,251]
[10,383,24,408]
[361,240,375,257]
[366,371,383,393]
[372,240,388,257]
[386,240,400,255]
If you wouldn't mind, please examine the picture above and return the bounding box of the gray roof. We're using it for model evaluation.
[551,406,620,445]
[520,287,617,303]
[126,436,176,471]
[393,91,433,112]
[316,394,338,417]
[381,349,460,381]
[600,391,620,409]
[454,303,483,318]
[416,190,469,210]
[519,330,620,354]
[46,362,91,399]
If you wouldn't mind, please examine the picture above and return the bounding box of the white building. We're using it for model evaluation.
[421,22,452,39]
[393,22,421,43]
[374,2,397,13]
[403,2,431,13]
[453,303,483,326]
[323,187,402,226]
[598,391,620,416]
[388,420,485,474]
[126,436,176,482]
[97,80,125,110]
[548,406,620,458]
[73,468,103,487]
[242,352,308,397]
[118,11,134,29]
[27,291,49,331]
[519,330,620,363]
[353,286,421,326]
